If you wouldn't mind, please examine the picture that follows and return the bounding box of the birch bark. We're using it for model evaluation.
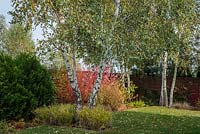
[88,0,121,107]
[169,62,178,107]
[163,51,168,107]
[62,50,82,109]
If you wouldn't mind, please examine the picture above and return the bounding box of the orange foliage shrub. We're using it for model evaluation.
[98,80,125,111]
[52,68,68,103]
[118,104,128,111]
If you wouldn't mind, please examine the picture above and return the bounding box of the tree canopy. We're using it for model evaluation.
[10,0,200,108]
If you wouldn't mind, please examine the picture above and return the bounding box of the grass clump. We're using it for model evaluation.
[78,106,112,130]
[34,104,75,126]
[128,100,146,108]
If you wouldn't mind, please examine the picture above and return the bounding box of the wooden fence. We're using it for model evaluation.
[131,76,200,105]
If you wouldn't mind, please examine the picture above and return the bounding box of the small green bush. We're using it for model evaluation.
[77,106,112,130]
[35,104,75,126]
[128,100,146,108]
[125,84,138,102]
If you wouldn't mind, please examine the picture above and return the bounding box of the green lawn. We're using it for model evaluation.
[19,106,200,134]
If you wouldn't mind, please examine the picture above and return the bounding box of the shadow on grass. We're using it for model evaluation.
[19,125,97,134]
[102,110,200,134]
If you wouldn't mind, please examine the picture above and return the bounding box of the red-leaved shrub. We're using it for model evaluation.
[53,65,120,103]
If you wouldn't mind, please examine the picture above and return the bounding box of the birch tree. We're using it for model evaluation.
[126,0,198,107]
[167,0,199,107]
[0,15,7,52]
[10,0,122,109]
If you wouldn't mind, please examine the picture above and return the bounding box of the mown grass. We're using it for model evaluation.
[19,106,200,134]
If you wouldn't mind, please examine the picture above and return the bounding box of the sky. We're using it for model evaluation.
[0,0,42,42]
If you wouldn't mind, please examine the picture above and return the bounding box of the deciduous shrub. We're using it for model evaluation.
[125,84,138,103]
[117,104,128,111]
[51,68,68,103]
[77,106,112,130]
[128,100,146,108]
[65,71,96,103]
[35,104,75,126]
[0,53,55,120]
[98,80,125,111]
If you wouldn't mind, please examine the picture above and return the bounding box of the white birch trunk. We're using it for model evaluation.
[114,0,120,17]
[160,74,164,106]
[121,60,126,88]
[163,51,168,107]
[62,50,82,109]
[89,60,106,108]
[122,72,126,88]
[127,69,131,88]
[169,62,178,107]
